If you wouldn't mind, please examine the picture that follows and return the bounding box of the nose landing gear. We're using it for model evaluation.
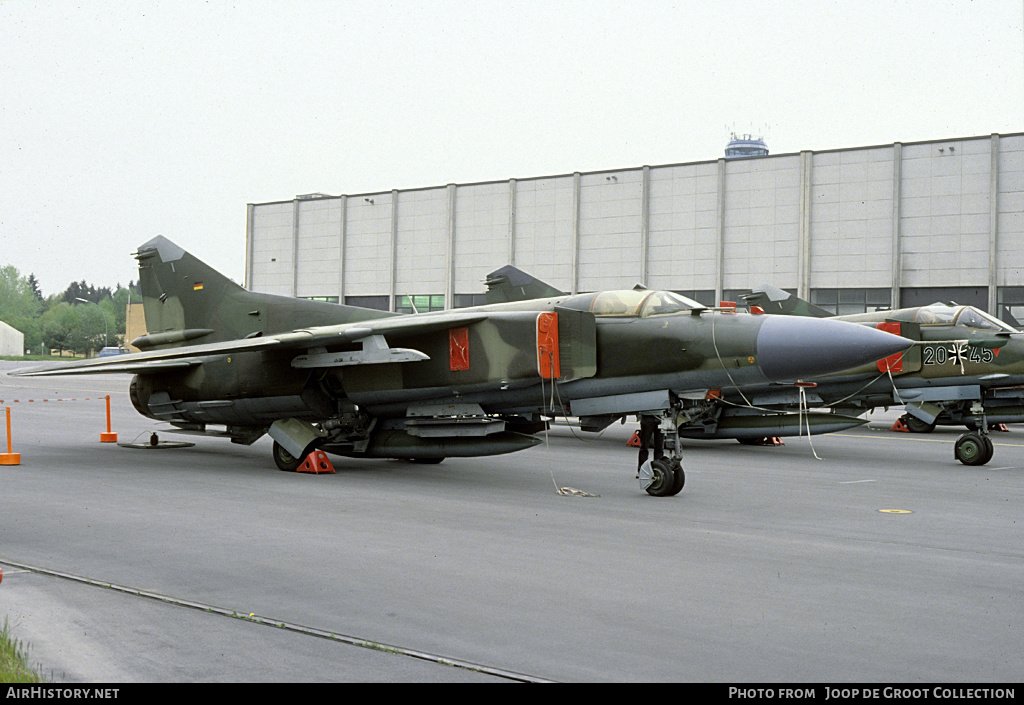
[954,402,995,466]
[636,411,685,496]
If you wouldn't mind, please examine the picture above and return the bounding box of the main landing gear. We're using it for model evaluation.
[273,440,304,472]
[636,412,685,497]
[954,402,994,466]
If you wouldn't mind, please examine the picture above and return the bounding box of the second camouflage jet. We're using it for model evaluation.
[729,285,1024,466]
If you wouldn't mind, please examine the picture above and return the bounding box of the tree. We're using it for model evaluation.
[0,268,136,357]
[25,274,42,302]
[0,265,44,353]
[61,281,113,306]
[41,302,75,356]
[72,302,109,353]
[107,285,134,339]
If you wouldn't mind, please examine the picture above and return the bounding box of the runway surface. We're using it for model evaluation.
[2,360,1023,682]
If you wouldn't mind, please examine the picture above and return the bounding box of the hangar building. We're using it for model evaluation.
[245,132,1024,324]
[0,321,25,357]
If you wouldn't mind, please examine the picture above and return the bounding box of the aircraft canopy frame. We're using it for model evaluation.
[559,290,704,318]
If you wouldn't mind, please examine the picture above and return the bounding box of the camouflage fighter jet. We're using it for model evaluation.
[11,238,911,495]
[727,285,1024,466]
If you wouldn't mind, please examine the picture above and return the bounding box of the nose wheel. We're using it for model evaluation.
[638,457,685,496]
[954,402,995,466]
[636,410,685,496]
[954,431,994,466]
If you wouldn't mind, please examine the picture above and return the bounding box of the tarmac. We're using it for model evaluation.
[1,360,1023,683]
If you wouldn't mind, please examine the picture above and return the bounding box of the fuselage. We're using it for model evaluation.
[129,290,910,431]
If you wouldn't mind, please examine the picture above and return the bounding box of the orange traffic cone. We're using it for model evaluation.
[100,395,117,443]
[1,407,19,465]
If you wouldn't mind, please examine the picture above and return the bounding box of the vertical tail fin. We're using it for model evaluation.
[131,236,393,350]
[743,285,833,317]
[133,236,242,346]
[484,265,566,304]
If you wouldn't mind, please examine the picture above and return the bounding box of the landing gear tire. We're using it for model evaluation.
[273,441,303,472]
[902,414,936,434]
[642,458,684,497]
[954,432,993,466]
[668,459,685,495]
[636,404,686,496]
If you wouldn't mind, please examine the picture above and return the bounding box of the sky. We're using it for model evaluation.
[2,0,1023,295]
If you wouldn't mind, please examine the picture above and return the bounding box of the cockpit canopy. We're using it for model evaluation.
[888,304,1017,333]
[559,290,704,318]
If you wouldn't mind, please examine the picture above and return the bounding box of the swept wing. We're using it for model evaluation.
[12,310,495,377]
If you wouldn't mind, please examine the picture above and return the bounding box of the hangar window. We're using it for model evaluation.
[899,286,986,310]
[675,290,716,307]
[396,294,445,314]
[453,293,488,309]
[997,287,1024,329]
[345,295,389,311]
[811,288,891,315]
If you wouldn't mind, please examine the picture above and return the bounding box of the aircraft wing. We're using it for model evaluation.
[9,335,283,376]
[9,311,492,377]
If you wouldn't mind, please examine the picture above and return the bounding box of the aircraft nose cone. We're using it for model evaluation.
[756,316,911,382]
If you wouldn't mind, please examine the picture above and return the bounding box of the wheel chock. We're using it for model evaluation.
[753,436,784,446]
[991,423,1010,432]
[890,418,911,433]
[1,407,20,466]
[627,430,641,447]
[298,450,335,474]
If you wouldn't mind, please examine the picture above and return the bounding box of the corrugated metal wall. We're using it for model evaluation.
[246,132,1024,312]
